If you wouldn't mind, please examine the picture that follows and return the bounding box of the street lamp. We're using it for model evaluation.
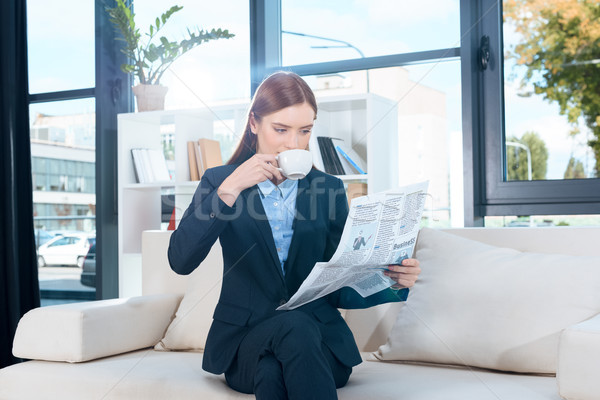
[282,30,370,92]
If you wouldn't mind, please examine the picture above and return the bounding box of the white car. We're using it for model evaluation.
[37,234,95,268]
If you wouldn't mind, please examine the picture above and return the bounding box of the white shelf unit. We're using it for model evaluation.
[117,94,397,297]
[313,93,398,194]
[117,104,248,297]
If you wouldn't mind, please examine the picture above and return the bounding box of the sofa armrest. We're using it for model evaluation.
[558,312,600,400]
[12,294,182,363]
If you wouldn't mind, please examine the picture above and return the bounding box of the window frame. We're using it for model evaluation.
[251,0,460,91]
[469,0,600,219]
[94,0,134,299]
[26,0,133,300]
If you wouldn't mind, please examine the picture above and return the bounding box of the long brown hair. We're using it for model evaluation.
[227,71,317,165]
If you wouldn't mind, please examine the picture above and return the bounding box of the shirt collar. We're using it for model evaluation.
[257,178,298,197]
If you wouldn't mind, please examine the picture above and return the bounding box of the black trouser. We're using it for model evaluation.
[225,311,352,400]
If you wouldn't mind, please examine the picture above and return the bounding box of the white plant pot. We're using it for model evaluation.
[132,84,168,112]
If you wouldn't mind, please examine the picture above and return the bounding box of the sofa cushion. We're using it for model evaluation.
[338,357,561,400]
[375,227,600,373]
[0,350,561,400]
[557,313,600,399]
[0,350,252,400]
[12,294,181,363]
[154,246,222,351]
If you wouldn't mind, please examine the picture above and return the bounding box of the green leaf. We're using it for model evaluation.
[161,5,183,24]
[106,0,235,89]
[160,36,170,47]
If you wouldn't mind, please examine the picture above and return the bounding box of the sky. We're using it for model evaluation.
[25,0,596,180]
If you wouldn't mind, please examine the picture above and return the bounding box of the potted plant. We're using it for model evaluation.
[106,0,234,111]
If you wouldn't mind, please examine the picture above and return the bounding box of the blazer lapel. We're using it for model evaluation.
[243,185,285,283]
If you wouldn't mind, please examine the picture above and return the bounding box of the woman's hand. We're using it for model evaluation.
[384,258,421,289]
[217,154,284,207]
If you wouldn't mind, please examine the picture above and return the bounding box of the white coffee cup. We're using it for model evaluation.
[276,149,313,180]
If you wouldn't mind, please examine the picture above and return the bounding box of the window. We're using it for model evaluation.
[457,0,600,224]
[468,0,600,220]
[27,1,97,305]
[253,0,600,226]
[301,62,463,228]
[27,0,95,93]
[262,0,464,227]
[282,0,460,65]
[125,0,250,243]
[131,0,250,109]
[503,0,598,182]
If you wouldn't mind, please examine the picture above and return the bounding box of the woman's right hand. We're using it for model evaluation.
[217,154,283,207]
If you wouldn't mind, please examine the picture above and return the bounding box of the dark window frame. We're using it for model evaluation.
[95,0,134,299]
[25,0,133,300]
[467,0,600,219]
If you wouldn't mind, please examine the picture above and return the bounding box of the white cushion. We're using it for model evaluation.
[12,294,181,363]
[375,227,600,373]
[0,351,561,400]
[339,356,561,400]
[557,313,600,399]
[0,350,252,400]
[154,244,222,351]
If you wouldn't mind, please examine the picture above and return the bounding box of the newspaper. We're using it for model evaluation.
[277,181,429,311]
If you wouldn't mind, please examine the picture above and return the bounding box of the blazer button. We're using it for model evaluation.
[209,212,215,218]
[279,299,287,306]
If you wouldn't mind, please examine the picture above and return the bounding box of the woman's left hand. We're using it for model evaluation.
[384,258,421,289]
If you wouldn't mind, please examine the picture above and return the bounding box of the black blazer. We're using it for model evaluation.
[168,164,408,374]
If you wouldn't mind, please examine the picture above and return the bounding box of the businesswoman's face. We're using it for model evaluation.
[251,102,314,155]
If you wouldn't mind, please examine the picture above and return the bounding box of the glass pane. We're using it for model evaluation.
[282,0,460,65]
[128,0,249,109]
[27,0,95,93]
[503,0,599,181]
[303,60,463,228]
[30,98,96,305]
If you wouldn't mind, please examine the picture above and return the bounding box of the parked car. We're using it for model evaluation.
[37,233,95,268]
[34,229,55,247]
[80,243,96,288]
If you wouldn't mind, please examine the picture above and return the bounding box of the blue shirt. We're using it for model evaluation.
[257,178,298,274]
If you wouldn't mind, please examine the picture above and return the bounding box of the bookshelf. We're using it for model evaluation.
[117,103,248,297]
[312,93,398,193]
[117,93,398,297]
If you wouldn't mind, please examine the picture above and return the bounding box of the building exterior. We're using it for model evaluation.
[311,68,454,226]
[30,112,96,234]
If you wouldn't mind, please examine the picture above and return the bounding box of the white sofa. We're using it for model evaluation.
[1,227,599,400]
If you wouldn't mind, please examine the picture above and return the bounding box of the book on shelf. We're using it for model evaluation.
[194,143,205,179]
[130,148,171,183]
[316,137,334,175]
[198,138,223,173]
[131,149,145,183]
[333,140,366,175]
[323,137,346,175]
[311,136,367,176]
[346,182,368,207]
[187,138,224,180]
[146,149,171,182]
[139,149,154,182]
[309,134,324,171]
[187,141,200,181]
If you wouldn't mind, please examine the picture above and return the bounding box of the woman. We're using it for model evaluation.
[168,71,421,399]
